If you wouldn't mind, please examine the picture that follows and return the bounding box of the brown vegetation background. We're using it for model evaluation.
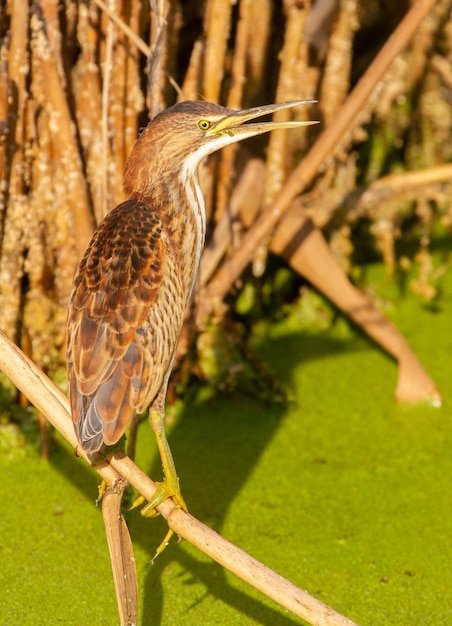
[1,0,451,386]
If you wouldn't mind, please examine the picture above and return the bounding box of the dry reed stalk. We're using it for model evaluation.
[281,3,314,149]
[0,329,360,626]
[4,0,29,199]
[0,0,30,346]
[407,0,450,86]
[102,480,139,626]
[123,1,145,157]
[162,2,186,103]
[263,1,309,208]
[0,197,29,344]
[319,0,358,126]
[180,38,204,99]
[93,0,150,57]
[18,112,69,364]
[408,0,451,168]
[244,0,272,104]
[202,0,232,102]
[104,1,142,211]
[148,0,170,117]
[101,0,117,217]
[199,0,438,318]
[403,0,452,176]
[0,58,9,243]
[214,0,253,222]
[41,0,66,75]
[30,11,95,257]
[250,1,310,278]
[88,0,145,219]
[73,2,104,223]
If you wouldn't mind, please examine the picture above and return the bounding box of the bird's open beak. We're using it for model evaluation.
[209,100,318,137]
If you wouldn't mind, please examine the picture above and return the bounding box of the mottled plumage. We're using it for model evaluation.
[66,99,315,511]
[67,199,184,451]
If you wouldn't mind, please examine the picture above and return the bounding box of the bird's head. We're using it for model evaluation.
[124,99,317,197]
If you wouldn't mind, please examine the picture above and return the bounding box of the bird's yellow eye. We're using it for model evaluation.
[198,119,212,130]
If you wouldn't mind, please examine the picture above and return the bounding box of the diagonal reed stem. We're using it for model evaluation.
[0,330,359,626]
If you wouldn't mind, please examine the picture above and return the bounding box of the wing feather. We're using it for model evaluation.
[67,199,184,452]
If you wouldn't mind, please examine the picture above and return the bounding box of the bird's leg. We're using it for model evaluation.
[142,403,188,560]
[137,394,187,559]
[129,399,186,558]
[141,405,187,515]
[136,385,187,518]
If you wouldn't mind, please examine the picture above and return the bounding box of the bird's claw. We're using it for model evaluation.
[95,480,108,506]
[130,483,186,517]
[131,481,186,560]
[138,480,187,517]
[150,527,177,564]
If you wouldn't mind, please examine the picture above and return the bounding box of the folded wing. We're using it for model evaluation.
[66,199,182,452]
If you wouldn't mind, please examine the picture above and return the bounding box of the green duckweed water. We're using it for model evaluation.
[0,262,451,625]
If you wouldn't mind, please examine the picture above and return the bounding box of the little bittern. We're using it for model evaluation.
[66,99,316,516]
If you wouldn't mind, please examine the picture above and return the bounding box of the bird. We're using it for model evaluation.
[66,99,317,519]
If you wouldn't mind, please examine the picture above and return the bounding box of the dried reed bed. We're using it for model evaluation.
[1,0,451,384]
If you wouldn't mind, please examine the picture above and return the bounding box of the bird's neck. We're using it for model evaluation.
[179,163,207,278]
[123,127,208,298]
[127,166,207,301]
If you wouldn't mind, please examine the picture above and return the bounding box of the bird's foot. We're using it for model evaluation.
[131,480,186,560]
[143,481,187,516]
[132,480,187,517]
[95,480,108,506]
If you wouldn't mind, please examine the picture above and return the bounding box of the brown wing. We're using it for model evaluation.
[67,198,183,452]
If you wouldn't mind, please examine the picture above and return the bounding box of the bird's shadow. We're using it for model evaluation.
[126,330,369,625]
[47,330,369,624]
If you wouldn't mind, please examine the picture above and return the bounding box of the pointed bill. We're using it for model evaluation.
[209,100,318,137]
